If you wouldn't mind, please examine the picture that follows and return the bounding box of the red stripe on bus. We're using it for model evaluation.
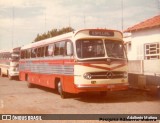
[78,63,127,71]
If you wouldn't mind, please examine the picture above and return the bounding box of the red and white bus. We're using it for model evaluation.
[0,47,20,80]
[19,29,128,98]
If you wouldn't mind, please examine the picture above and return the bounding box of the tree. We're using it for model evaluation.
[33,27,74,42]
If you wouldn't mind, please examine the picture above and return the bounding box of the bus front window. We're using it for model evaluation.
[76,39,105,59]
[11,53,20,61]
[105,40,126,59]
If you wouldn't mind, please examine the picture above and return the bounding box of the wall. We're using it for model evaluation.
[124,27,160,60]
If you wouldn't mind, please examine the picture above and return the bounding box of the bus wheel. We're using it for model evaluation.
[100,91,107,97]
[58,81,67,99]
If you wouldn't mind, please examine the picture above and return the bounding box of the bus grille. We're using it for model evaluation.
[85,71,127,79]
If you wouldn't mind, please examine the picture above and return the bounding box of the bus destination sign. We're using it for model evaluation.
[89,30,114,36]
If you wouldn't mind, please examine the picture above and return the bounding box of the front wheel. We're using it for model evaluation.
[58,81,67,99]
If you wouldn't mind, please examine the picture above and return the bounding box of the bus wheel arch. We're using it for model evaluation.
[55,78,67,99]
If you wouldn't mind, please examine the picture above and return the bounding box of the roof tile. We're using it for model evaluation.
[124,15,160,32]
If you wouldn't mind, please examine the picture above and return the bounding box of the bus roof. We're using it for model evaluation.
[21,28,122,50]
[21,31,74,50]
[0,49,12,53]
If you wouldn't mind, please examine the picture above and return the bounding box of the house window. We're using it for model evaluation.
[144,42,160,60]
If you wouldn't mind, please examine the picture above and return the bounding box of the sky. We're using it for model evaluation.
[0,0,159,50]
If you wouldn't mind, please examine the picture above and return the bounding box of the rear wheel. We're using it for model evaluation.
[58,81,67,99]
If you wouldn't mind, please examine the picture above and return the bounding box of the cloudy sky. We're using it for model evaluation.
[0,0,159,50]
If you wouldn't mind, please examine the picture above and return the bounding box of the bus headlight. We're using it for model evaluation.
[83,73,92,79]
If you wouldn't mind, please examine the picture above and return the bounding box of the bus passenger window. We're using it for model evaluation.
[59,42,65,55]
[26,49,31,59]
[45,44,54,57]
[37,47,41,57]
[21,51,25,59]
[31,48,37,58]
[45,46,48,57]
[54,41,65,56]
[24,50,27,59]
[54,43,59,56]
[40,47,45,57]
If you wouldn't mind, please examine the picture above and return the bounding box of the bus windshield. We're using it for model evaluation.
[104,40,125,59]
[11,53,20,61]
[76,39,126,59]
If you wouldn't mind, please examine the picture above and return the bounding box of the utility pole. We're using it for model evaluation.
[69,16,71,27]
[84,14,86,28]
[12,6,14,48]
[44,8,46,32]
[121,0,124,32]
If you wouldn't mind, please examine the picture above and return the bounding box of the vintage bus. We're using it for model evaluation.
[0,47,20,80]
[19,29,128,98]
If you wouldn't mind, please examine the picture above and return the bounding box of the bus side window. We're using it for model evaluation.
[23,51,26,59]
[41,47,45,57]
[45,46,49,57]
[37,47,41,57]
[54,43,59,56]
[66,41,73,56]
[59,42,65,55]
[47,44,55,57]
[54,41,65,56]
[26,49,31,59]
[31,48,37,58]
[21,51,24,59]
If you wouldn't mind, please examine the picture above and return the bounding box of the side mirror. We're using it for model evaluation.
[66,42,73,56]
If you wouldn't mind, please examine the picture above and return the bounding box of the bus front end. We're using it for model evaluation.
[73,29,128,94]
[8,50,20,80]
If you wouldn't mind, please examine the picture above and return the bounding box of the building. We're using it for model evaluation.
[124,15,160,92]
[124,15,160,60]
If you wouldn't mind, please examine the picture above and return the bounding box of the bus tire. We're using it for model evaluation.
[57,81,67,99]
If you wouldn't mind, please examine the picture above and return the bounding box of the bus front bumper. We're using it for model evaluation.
[75,83,129,92]
[9,71,19,77]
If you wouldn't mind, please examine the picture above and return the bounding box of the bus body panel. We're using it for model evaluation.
[19,29,128,95]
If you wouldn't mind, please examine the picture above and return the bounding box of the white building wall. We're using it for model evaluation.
[125,27,160,60]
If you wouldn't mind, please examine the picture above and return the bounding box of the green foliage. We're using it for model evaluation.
[33,27,74,42]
